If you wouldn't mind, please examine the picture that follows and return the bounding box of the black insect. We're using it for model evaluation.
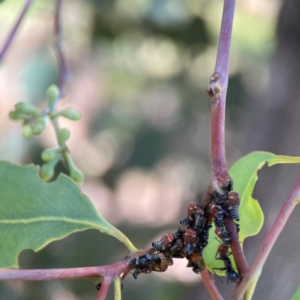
[194,207,207,231]
[214,254,240,283]
[215,226,230,243]
[152,232,175,252]
[179,202,198,225]
[152,228,184,252]
[196,224,211,255]
[227,192,240,221]
[130,253,162,266]
[130,253,173,279]
[164,238,185,258]
[183,228,198,255]
[186,250,204,274]
[210,203,227,228]
[214,241,240,283]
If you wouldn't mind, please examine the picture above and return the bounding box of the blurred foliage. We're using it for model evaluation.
[0,0,279,299]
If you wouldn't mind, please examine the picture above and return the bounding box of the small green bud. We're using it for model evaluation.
[15,102,40,116]
[56,108,81,121]
[64,153,84,184]
[40,155,61,182]
[70,169,84,184]
[41,148,60,162]
[9,110,24,121]
[22,124,33,140]
[47,85,60,111]
[31,118,46,135]
[58,128,70,145]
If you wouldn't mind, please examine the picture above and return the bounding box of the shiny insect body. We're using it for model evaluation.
[179,202,199,225]
[214,238,240,283]
[214,254,240,283]
[186,250,203,274]
[210,203,226,228]
[215,226,230,243]
[227,192,240,221]
[194,207,207,231]
[152,228,184,252]
[152,232,175,251]
[131,189,241,279]
[130,253,172,279]
[183,228,198,255]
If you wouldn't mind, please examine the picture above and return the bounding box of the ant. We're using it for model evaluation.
[214,242,240,283]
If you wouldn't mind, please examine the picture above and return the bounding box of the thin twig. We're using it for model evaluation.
[0,0,32,62]
[231,176,300,300]
[54,0,69,103]
[224,218,249,276]
[200,267,224,300]
[0,249,150,281]
[97,278,111,300]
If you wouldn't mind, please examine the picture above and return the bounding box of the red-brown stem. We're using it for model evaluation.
[231,176,300,300]
[97,278,111,300]
[54,0,69,102]
[211,92,228,186]
[209,0,235,191]
[224,218,249,276]
[215,0,236,77]
[0,0,32,61]
[0,249,150,281]
[200,267,224,300]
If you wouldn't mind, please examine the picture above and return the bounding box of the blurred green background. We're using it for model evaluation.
[1,0,300,299]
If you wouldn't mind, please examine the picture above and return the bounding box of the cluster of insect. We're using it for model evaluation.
[130,189,241,282]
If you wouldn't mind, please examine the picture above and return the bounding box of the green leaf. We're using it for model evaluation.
[0,161,136,268]
[204,151,300,273]
[291,286,300,300]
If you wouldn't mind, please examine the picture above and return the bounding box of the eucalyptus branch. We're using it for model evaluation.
[231,175,300,300]
[201,0,236,208]
[0,249,150,282]
[200,0,249,285]
[208,0,236,193]
[0,0,32,62]
[97,278,111,300]
[200,267,224,300]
